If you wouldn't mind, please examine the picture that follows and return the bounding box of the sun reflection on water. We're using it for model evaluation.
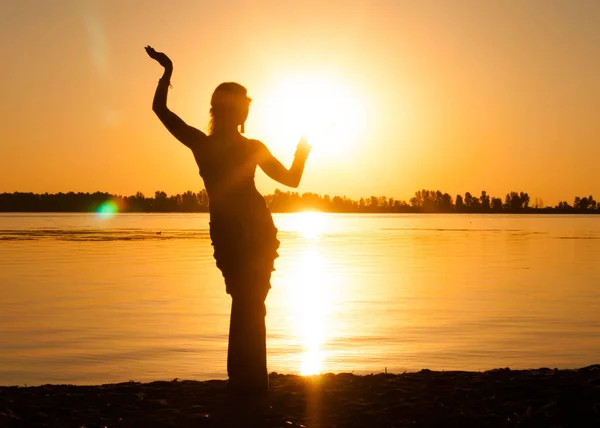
[285,212,335,376]
[296,211,326,240]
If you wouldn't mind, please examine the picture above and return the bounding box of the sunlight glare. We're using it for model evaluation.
[296,211,326,240]
[301,349,326,377]
[260,75,366,158]
[289,249,333,376]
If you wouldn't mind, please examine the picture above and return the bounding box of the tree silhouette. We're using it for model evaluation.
[480,191,491,211]
[491,197,503,212]
[154,191,168,212]
[504,191,530,212]
[455,194,465,212]
[573,195,597,212]
[441,193,453,212]
[557,201,572,212]
[520,192,530,209]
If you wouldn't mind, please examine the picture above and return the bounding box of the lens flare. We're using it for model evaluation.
[97,201,118,218]
[81,1,109,78]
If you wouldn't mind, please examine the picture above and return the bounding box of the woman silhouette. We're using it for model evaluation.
[145,46,311,394]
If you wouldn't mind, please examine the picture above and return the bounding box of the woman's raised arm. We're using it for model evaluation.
[145,46,205,150]
[256,138,311,188]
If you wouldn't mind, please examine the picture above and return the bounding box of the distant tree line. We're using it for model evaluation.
[0,189,598,214]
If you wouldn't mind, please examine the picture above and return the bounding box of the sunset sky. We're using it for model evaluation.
[1,0,599,205]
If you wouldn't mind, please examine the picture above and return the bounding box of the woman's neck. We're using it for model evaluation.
[212,124,240,135]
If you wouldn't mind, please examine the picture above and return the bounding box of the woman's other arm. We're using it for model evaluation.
[145,46,205,150]
[256,138,311,188]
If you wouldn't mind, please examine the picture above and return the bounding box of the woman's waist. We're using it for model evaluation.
[209,198,271,220]
[209,208,277,243]
[208,189,265,209]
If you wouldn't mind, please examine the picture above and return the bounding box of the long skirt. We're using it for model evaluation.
[210,213,280,393]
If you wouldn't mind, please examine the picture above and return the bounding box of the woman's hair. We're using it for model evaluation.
[209,82,251,134]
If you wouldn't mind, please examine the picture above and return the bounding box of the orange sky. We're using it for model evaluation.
[1,0,599,205]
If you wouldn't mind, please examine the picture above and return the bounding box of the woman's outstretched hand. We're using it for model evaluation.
[145,45,172,69]
[295,137,312,159]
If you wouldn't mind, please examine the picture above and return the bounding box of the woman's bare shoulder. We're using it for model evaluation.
[245,137,268,152]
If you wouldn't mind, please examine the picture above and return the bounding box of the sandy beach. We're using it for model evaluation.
[1,366,599,427]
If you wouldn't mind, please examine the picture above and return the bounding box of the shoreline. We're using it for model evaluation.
[2,211,600,215]
[2,366,599,427]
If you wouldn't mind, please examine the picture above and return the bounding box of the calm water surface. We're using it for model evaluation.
[1,213,599,385]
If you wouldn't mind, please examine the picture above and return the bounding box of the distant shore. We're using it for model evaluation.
[1,190,598,214]
[1,211,600,215]
[2,366,599,427]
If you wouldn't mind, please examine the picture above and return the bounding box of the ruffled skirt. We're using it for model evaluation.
[209,211,280,295]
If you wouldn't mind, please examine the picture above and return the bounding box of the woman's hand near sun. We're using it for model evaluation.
[295,137,312,159]
[145,46,173,70]
[255,138,310,188]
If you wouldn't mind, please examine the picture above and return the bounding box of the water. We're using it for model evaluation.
[1,213,599,386]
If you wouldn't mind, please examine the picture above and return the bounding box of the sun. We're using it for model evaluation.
[255,74,366,158]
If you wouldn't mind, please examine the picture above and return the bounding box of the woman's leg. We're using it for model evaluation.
[226,271,270,393]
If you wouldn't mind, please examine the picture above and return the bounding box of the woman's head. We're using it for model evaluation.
[209,82,251,134]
